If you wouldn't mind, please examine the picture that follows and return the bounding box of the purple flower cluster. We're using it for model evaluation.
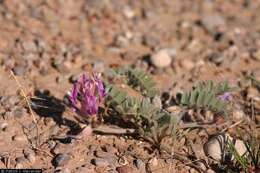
[69,73,106,116]
[218,92,233,102]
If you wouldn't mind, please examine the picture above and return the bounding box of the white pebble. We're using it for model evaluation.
[151,49,172,68]
[204,134,247,161]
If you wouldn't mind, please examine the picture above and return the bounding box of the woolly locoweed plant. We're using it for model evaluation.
[69,73,106,117]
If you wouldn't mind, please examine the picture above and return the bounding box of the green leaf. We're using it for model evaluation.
[189,90,199,106]
[196,90,206,107]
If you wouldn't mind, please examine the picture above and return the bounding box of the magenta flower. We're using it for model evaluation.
[69,73,106,116]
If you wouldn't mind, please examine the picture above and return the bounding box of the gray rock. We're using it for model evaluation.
[134,159,145,170]
[22,40,38,52]
[202,15,225,33]
[207,52,224,65]
[143,34,160,48]
[53,153,71,167]
[13,65,27,76]
[85,0,107,9]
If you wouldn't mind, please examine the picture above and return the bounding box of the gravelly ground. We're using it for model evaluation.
[0,0,259,173]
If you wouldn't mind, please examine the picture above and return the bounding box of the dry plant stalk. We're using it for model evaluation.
[10,70,40,147]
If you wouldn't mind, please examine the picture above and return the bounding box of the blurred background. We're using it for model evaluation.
[0,0,259,84]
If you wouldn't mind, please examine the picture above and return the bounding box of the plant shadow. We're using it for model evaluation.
[30,89,81,137]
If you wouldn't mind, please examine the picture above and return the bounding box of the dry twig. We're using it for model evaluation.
[10,71,40,147]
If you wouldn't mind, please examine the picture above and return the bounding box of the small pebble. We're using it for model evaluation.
[48,140,56,149]
[12,134,27,142]
[93,60,105,73]
[115,35,129,47]
[204,134,226,161]
[180,59,195,71]
[54,168,71,173]
[105,146,118,155]
[107,170,118,173]
[234,139,247,157]
[60,168,71,173]
[91,158,109,167]
[51,144,63,155]
[88,145,98,154]
[208,52,224,65]
[201,15,225,33]
[148,157,158,167]
[77,163,96,173]
[253,49,260,61]
[116,165,135,173]
[22,40,37,52]
[247,87,260,101]
[152,95,162,109]
[232,109,245,120]
[24,150,36,164]
[15,157,27,164]
[0,122,8,131]
[95,151,114,159]
[143,34,160,48]
[69,74,81,83]
[56,61,71,73]
[150,49,172,68]
[133,159,145,170]
[15,163,23,169]
[11,107,24,118]
[206,169,216,173]
[123,6,135,19]
[44,117,56,126]
[1,95,20,108]
[13,65,27,76]
[52,153,71,167]
[166,106,182,113]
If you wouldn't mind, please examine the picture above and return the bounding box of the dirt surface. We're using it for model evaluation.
[0,0,259,173]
